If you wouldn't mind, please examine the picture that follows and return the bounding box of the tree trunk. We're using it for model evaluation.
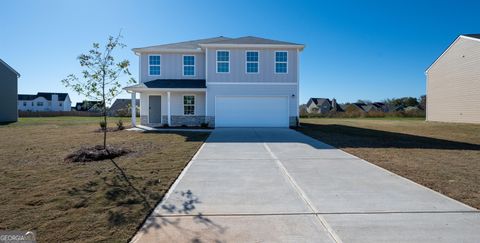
[102,72,107,150]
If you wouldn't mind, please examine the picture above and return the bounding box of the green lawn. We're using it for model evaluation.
[297,118,480,209]
[0,117,208,242]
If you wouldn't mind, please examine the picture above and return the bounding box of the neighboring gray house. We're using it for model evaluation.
[0,59,20,123]
[75,101,103,112]
[18,92,71,112]
[108,98,139,116]
[426,34,480,123]
[125,36,304,127]
[306,98,342,114]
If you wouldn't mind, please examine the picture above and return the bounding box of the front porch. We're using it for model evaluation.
[124,79,212,127]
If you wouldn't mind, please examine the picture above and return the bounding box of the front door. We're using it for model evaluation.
[149,96,162,123]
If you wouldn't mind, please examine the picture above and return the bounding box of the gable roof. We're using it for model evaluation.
[133,36,304,53]
[202,36,302,45]
[132,36,231,53]
[199,36,304,49]
[0,59,20,77]
[463,34,480,39]
[18,92,69,101]
[309,98,330,106]
[426,34,480,73]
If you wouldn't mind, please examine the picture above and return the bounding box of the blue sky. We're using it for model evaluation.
[1,0,479,104]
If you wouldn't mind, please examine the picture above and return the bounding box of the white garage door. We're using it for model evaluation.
[215,96,289,127]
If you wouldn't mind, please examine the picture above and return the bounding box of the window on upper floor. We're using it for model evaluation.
[183,55,195,76]
[183,95,195,115]
[216,51,230,73]
[23,102,27,106]
[149,55,161,76]
[275,51,288,74]
[246,51,259,73]
[59,102,63,106]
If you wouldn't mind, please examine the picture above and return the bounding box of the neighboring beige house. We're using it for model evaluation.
[426,34,480,124]
[0,59,20,123]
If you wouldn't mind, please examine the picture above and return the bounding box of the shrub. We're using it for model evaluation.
[116,120,124,130]
[162,124,169,128]
[99,121,107,130]
[200,122,209,128]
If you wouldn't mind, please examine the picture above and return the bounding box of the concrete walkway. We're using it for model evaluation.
[132,128,480,243]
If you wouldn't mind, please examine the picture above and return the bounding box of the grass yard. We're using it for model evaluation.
[0,117,209,242]
[297,118,480,209]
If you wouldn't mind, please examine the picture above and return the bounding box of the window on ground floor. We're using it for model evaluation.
[183,95,195,115]
[37,102,44,106]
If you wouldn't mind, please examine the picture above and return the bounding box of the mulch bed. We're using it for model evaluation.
[65,145,131,162]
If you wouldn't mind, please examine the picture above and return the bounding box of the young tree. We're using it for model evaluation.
[62,33,135,149]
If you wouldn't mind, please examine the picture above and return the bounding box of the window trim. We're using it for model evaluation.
[182,94,196,116]
[245,50,260,74]
[274,50,288,74]
[216,50,230,74]
[182,55,196,77]
[148,54,161,76]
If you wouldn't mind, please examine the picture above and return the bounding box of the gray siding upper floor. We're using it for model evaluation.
[0,63,18,122]
[140,52,206,83]
[138,48,299,83]
[206,48,298,83]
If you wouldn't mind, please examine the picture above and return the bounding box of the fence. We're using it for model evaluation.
[19,111,102,117]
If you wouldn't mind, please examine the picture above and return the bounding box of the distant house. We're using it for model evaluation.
[108,99,139,116]
[75,101,103,112]
[426,34,480,123]
[0,59,20,122]
[343,102,367,113]
[18,92,71,112]
[363,102,389,112]
[306,98,342,114]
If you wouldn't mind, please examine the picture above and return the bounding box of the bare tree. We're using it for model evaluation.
[62,32,135,149]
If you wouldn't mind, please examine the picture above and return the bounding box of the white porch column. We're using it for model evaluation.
[131,92,136,127]
[167,91,171,126]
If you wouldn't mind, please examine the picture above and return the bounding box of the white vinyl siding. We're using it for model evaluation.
[427,37,480,123]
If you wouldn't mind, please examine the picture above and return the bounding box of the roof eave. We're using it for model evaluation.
[425,35,480,74]
[199,43,305,50]
[0,59,20,77]
[132,48,203,55]
[124,87,206,93]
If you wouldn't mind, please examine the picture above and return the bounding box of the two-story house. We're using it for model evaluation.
[124,36,304,128]
[18,92,71,112]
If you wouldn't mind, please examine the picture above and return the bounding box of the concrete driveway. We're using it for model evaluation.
[132,128,480,243]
